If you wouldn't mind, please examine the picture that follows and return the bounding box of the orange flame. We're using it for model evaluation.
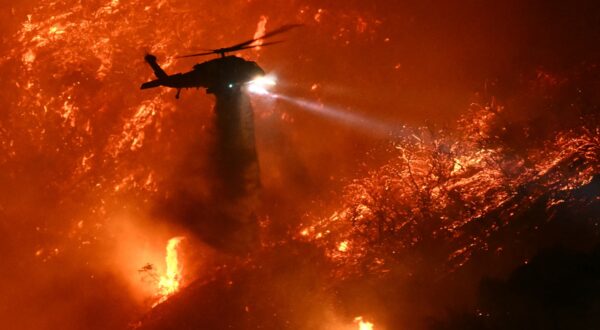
[154,236,185,306]
[252,15,268,50]
[354,316,374,330]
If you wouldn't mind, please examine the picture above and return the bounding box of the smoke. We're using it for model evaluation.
[155,89,262,253]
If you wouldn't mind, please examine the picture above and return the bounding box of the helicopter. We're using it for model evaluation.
[140,24,300,98]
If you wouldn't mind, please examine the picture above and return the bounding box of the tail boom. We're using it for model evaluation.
[145,54,168,79]
[140,79,163,89]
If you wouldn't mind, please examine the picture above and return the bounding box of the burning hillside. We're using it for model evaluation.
[1,1,599,329]
[136,94,600,329]
[299,103,600,278]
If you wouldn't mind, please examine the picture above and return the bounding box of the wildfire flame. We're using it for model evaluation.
[252,15,268,50]
[354,316,374,330]
[296,101,600,278]
[154,236,185,307]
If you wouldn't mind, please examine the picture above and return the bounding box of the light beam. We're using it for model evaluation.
[256,91,404,137]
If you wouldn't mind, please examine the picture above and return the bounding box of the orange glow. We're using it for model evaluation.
[155,236,185,306]
[2,1,599,329]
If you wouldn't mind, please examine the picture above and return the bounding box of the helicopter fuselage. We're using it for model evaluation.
[141,55,265,96]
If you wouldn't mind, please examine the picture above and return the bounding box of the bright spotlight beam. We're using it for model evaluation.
[247,75,277,95]
[270,93,405,137]
[247,76,406,137]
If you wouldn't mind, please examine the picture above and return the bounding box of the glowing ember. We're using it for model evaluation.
[338,240,349,252]
[354,316,374,330]
[155,236,185,306]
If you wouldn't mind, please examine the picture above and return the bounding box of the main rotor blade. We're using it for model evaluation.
[176,40,286,59]
[235,40,285,51]
[224,24,302,52]
[176,24,301,59]
[175,50,216,59]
